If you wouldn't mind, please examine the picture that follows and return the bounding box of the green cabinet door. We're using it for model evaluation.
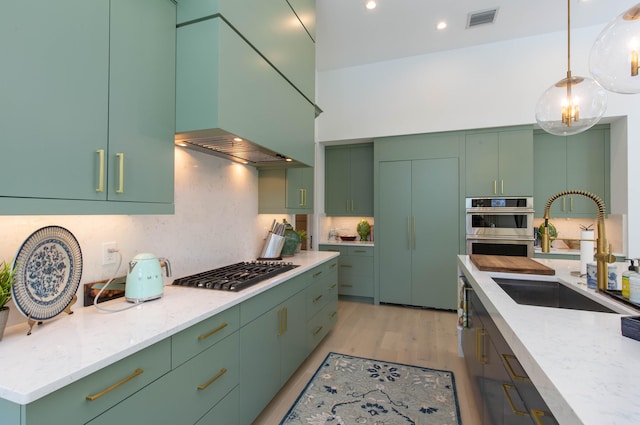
[108,0,176,204]
[411,158,459,309]
[280,289,308,382]
[533,127,610,217]
[466,129,533,196]
[325,144,373,216]
[379,161,413,305]
[379,158,459,309]
[0,0,109,201]
[286,167,314,213]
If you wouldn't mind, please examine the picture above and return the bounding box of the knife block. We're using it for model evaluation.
[258,232,285,260]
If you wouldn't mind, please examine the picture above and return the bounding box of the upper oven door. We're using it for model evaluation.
[466,210,534,237]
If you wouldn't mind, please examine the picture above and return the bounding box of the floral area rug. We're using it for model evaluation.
[280,352,462,425]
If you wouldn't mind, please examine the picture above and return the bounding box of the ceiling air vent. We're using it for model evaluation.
[467,8,498,28]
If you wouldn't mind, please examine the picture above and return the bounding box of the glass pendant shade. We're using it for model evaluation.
[535,74,607,136]
[590,4,640,94]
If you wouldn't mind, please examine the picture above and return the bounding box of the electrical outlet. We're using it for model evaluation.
[102,242,117,265]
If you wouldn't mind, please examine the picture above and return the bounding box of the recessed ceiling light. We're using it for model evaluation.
[365,1,377,10]
[437,21,447,30]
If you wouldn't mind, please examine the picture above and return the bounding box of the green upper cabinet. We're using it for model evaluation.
[258,167,314,214]
[465,128,534,197]
[0,0,176,214]
[533,126,610,217]
[175,0,315,166]
[325,144,374,216]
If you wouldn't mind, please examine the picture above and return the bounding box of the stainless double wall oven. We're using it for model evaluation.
[465,197,535,257]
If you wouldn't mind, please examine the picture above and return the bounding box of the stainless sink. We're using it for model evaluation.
[493,278,616,313]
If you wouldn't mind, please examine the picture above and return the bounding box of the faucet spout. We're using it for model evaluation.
[540,190,615,292]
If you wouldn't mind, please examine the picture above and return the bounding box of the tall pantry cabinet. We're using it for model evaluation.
[375,133,463,309]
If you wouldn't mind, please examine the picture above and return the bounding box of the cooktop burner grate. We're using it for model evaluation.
[172,261,298,291]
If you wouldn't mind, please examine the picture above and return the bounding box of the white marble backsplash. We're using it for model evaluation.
[0,148,264,327]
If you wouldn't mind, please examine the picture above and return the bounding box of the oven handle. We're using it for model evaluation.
[466,208,535,214]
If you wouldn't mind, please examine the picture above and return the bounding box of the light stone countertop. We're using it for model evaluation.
[457,255,640,425]
[0,251,339,405]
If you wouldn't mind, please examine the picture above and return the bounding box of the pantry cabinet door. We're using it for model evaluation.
[0,0,109,200]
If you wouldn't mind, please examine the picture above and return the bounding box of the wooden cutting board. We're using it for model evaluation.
[470,254,555,275]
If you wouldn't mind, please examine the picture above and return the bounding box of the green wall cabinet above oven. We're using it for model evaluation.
[325,144,374,216]
[0,0,176,215]
[533,126,610,218]
[465,128,534,197]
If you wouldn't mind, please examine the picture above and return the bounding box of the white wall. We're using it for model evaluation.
[0,148,266,328]
[316,25,640,256]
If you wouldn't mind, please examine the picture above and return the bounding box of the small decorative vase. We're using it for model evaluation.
[357,219,371,241]
[281,225,301,257]
[0,307,9,341]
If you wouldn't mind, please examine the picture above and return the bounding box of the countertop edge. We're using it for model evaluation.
[0,251,339,405]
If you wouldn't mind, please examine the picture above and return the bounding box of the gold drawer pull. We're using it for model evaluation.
[198,322,228,340]
[353,249,366,253]
[86,368,144,401]
[531,409,551,425]
[116,153,124,194]
[96,149,105,193]
[329,262,337,268]
[502,353,529,381]
[312,325,324,336]
[340,264,353,268]
[313,294,323,303]
[502,384,529,416]
[476,328,487,365]
[197,368,227,391]
[340,284,353,288]
[329,283,337,289]
[313,271,323,277]
[330,311,337,319]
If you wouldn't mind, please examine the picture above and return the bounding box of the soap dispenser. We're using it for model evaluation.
[622,259,637,299]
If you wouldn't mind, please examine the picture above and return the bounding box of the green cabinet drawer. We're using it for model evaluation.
[319,245,348,256]
[240,272,308,325]
[88,334,238,425]
[307,298,338,349]
[26,339,171,425]
[195,386,240,425]
[172,305,240,368]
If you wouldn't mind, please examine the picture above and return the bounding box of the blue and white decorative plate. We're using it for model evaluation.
[11,226,83,321]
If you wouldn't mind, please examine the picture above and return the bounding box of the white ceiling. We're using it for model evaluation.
[315,0,640,71]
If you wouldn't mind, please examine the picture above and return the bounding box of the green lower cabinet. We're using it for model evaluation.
[378,158,459,309]
[319,245,374,299]
[88,333,238,425]
[0,399,19,424]
[239,288,307,424]
[195,386,240,425]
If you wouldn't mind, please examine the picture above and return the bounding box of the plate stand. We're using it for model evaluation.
[25,294,78,336]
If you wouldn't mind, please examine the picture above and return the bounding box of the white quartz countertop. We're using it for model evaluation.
[457,255,640,425]
[0,251,338,405]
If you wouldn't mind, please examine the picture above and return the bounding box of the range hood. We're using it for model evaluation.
[175,129,300,167]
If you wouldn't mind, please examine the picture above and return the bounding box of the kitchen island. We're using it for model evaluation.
[0,251,338,424]
[458,255,640,425]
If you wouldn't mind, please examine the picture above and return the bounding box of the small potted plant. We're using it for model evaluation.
[296,230,308,251]
[0,261,16,341]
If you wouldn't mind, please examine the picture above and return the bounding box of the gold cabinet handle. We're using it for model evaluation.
[313,294,323,303]
[501,179,504,194]
[562,197,566,212]
[493,180,497,194]
[407,216,411,250]
[198,322,228,340]
[313,271,323,278]
[570,196,574,211]
[351,199,354,212]
[353,249,366,253]
[329,262,337,269]
[330,311,337,319]
[283,306,288,333]
[502,384,529,416]
[312,325,324,336]
[86,368,143,401]
[346,199,349,212]
[413,216,416,249]
[502,353,529,381]
[197,368,227,391]
[531,409,551,425]
[340,264,353,268]
[116,153,124,193]
[476,328,487,365]
[96,149,105,193]
[329,283,337,290]
[278,308,284,336]
[299,189,304,206]
[340,283,353,287]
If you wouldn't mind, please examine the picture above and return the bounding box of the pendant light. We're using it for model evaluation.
[535,0,607,136]
[590,3,640,94]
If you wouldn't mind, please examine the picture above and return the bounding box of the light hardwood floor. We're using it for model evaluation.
[253,300,481,424]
